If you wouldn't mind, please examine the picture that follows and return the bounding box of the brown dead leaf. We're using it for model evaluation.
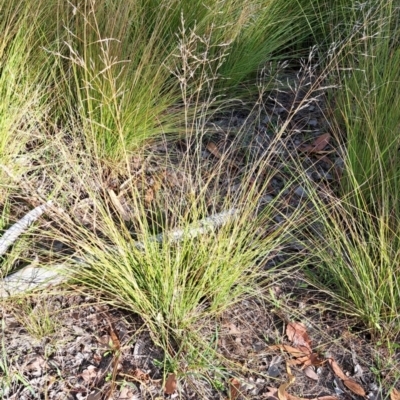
[278,385,288,400]
[304,353,325,367]
[343,379,366,396]
[206,142,222,158]
[298,345,313,355]
[286,394,337,400]
[229,378,241,400]
[391,388,400,400]
[312,133,331,151]
[293,353,325,369]
[328,359,347,380]
[269,344,309,358]
[288,358,305,366]
[104,315,120,351]
[164,373,177,395]
[304,366,319,381]
[81,365,98,383]
[108,328,120,351]
[132,368,149,381]
[328,359,365,396]
[265,387,337,400]
[286,322,312,353]
[299,133,331,153]
[293,355,311,366]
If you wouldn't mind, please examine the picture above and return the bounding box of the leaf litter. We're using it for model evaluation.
[0,284,398,399]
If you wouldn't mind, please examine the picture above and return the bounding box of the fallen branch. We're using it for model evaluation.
[0,208,239,297]
[135,208,239,250]
[0,201,53,256]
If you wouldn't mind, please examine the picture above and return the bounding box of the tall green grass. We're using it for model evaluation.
[49,145,304,356]
[336,1,400,214]
[38,60,306,350]
[0,1,55,190]
[302,0,400,337]
[47,0,334,161]
[0,0,62,279]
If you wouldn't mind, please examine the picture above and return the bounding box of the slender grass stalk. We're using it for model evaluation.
[0,0,62,282]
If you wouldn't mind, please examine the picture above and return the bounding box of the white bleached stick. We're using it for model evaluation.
[0,201,53,256]
[134,208,239,250]
[0,208,239,297]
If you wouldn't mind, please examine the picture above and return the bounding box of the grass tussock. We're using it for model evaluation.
[45,107,304,354]
[300,0,400,338]
[48,0,332,161]
[0,0,55,191]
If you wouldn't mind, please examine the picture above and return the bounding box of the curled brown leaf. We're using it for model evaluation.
[328,358,365,397]
[286,322,312,353]
[278,364,295,400]
[229,378,241,400]
[164,373,177,395]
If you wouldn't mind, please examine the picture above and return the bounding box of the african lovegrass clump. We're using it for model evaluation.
[299,0,400,337]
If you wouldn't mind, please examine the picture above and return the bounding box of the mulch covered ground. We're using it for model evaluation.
[1,285,396,399]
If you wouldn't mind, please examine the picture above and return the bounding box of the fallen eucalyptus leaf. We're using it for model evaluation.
[229,378,241,400]
[390,388,400,400]
[278,364,295,400]
[286,322,312,353]
[304,366,319,381]
[164,373,177,395]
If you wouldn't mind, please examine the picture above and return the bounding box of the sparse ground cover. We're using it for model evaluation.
[0,0,399,399]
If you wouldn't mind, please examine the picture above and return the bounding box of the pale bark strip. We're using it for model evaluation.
[0,264,67,298]
[135,208,239,250]
[0,201,53,256]
[1,208,239,297]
